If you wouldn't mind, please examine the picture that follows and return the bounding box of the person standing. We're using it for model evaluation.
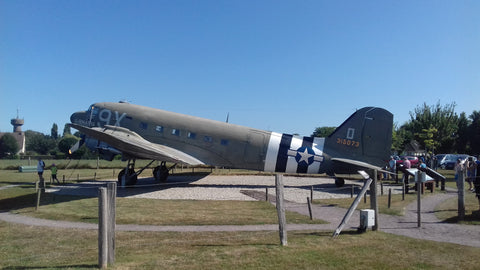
[50,163,60,184]
[418,159,427,169]
[454,158,464,189]
[466,157,477,191]
[401,157,411,184]
[37,158,45,189]
[388,156,396,181]
[403,157,411,169]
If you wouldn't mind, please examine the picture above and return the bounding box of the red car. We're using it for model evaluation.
[395,156,419,168]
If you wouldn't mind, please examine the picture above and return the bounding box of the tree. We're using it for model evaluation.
[406,102,458,153]
[416,126,438,155]
[25,130,57,155]
[395,123,414,154]
[58,135,79,155]
[391,123,407,153]
[455,112,470,153]
[63,124,72,137]
[311,126,336,137]
[0,134,19,158]
[469,111,480,154]
[51,123,58,139]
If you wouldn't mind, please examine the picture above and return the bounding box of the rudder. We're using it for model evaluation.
[324,107,393,168]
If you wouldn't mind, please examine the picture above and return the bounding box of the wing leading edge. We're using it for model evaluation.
[69,124,205,165]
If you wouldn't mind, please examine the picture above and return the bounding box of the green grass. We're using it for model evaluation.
[1,222,479,270]
[1,163,480,269]
[9,192,325,226]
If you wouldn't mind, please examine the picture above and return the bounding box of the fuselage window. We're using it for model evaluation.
[221,139,229,146]
[155,126,164,133]
[204,136,213,143]
[172,129,180,136]
[187,132,196,139]
[140,122,148,130]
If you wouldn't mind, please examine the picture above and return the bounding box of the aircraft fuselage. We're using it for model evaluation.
[70,102,393,177]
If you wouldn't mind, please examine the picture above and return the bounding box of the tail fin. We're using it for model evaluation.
[324,107,393,171]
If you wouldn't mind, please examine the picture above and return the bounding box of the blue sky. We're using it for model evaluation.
[1,1,479,136]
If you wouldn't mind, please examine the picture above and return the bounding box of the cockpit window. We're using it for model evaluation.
[87,105,99,126]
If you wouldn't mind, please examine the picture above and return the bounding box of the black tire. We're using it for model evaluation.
[118,168,137,186]
[153,165,169,182]
[335,178,345,187]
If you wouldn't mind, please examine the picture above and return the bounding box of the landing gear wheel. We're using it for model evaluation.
[153,162,169,182]
[118,168,138,186]
[335,177,345,187]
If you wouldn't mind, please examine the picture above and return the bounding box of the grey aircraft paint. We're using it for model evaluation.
[70,102,393,185]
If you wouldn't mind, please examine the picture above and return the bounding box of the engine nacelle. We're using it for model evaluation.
[84,137,122,161]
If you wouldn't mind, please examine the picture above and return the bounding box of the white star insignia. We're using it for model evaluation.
[297,148,313,164]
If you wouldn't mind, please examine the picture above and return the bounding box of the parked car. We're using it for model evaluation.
[440,154,477,170]
[395,155,419,168]
[438,154,456,169]
[434,154,447,168]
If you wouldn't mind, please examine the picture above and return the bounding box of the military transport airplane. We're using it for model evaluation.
[69,102,393,187]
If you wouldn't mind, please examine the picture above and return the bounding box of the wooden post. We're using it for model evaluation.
[402,182,405,201]
[35,186,41,211]
[275,174,287,246]
[265,187,268,201]
[107,182,116,265]
[98,187,108,269]
[94,172,97,180]
[307,197,313,220]
[416,171,425,228]
[380,182,384,196]
[370,170,379,231]
[39,176,45,195]
[333,170,372,238]
[310,186,314,201]
[458,170,465,221]
[388,189,392,208]
[62,175,65,184]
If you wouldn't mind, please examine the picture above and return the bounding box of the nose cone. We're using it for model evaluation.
[70,111,89,126]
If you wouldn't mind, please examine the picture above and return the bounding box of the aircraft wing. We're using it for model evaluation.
[69,124,205,165]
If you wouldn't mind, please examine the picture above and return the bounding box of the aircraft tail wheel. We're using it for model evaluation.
[118,168,138,186]
[335,178,345,187]
[153,165,169,182]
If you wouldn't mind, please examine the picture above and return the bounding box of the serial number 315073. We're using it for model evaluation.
[336,138,360,147]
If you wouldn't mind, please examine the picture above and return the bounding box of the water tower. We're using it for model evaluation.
[10,109,24,133]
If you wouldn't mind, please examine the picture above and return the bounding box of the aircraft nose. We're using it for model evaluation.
[70,111,88,125]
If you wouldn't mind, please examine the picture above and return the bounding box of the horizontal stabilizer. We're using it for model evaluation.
[331,157,391,174]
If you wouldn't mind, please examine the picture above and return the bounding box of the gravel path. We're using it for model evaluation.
[1,175,479,247]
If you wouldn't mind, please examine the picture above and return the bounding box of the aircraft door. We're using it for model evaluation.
[243,130,267,170]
